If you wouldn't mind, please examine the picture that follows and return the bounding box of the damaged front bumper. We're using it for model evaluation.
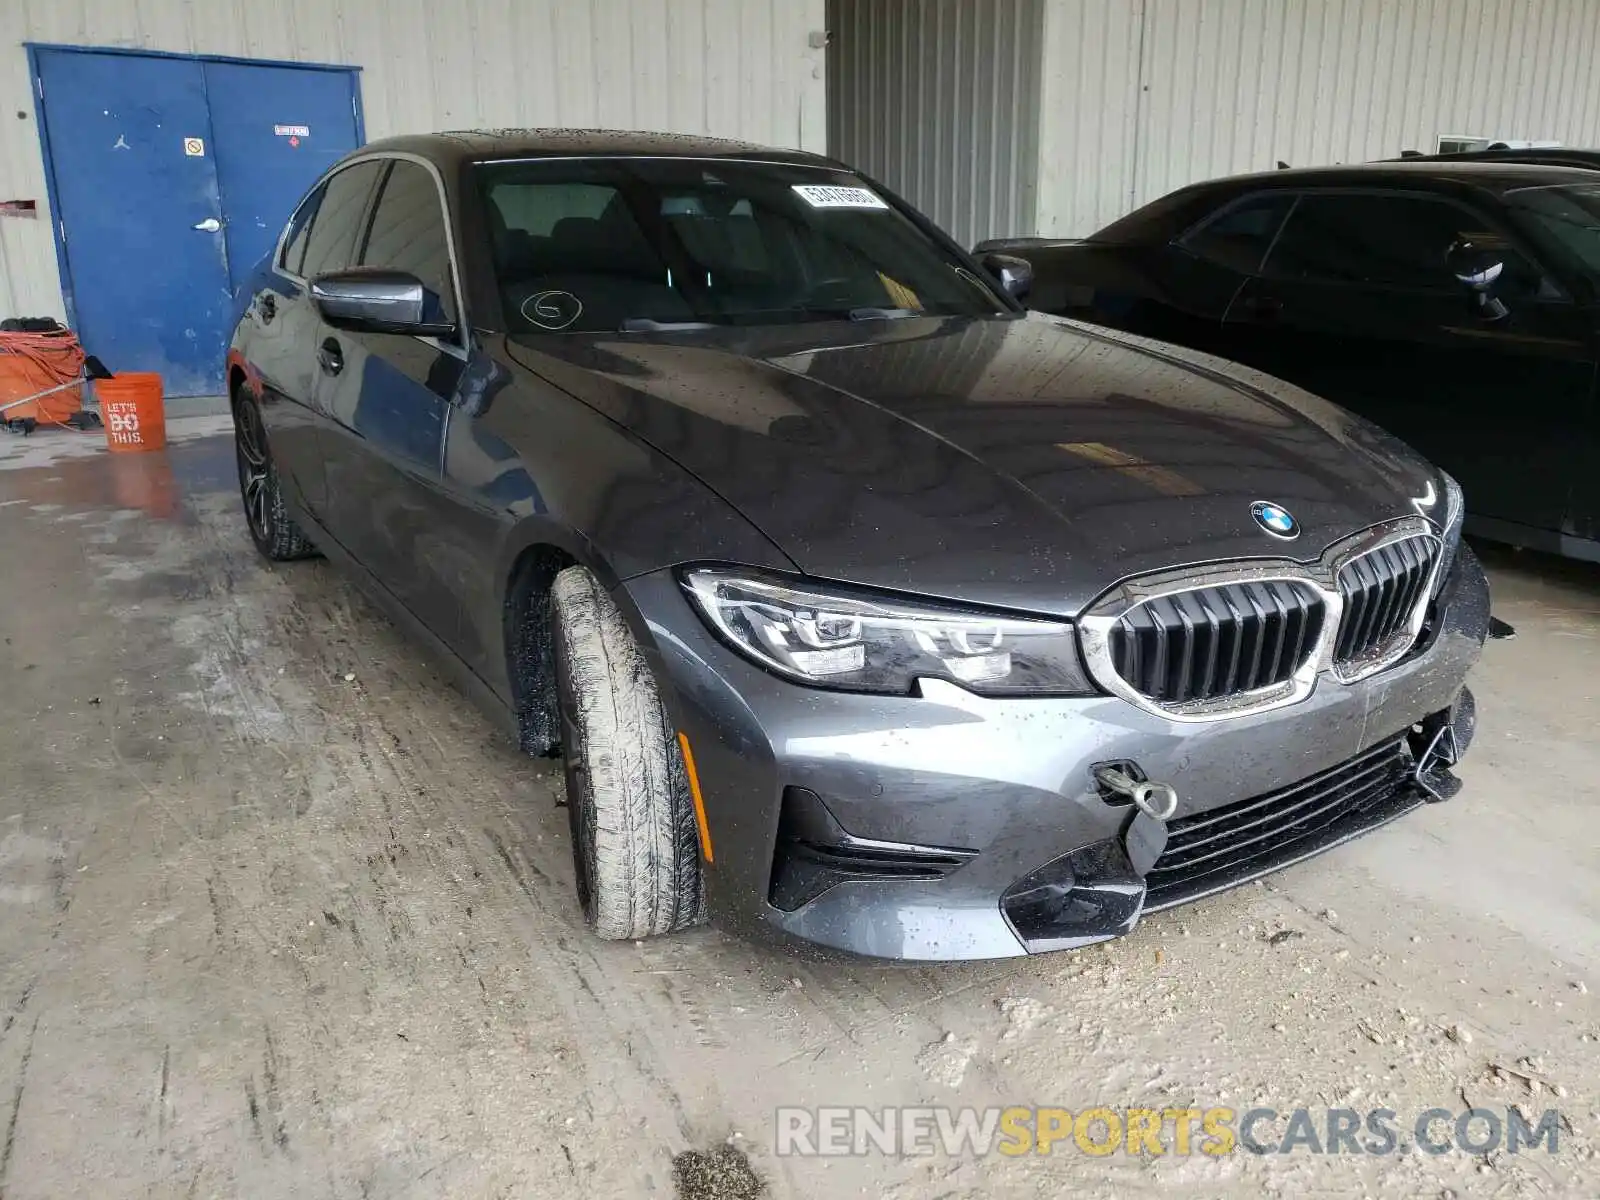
[624,546,1491,962]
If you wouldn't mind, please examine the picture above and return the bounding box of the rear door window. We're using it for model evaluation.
[279,184,323,275]
[1177,194,1295,274]
[298,160,385,279]
[360,160,459,324]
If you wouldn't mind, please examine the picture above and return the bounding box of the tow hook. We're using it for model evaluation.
[1093,763,1179,821]
[1094,763,1178,879]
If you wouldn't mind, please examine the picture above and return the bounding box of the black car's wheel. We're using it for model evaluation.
[551,565,706,939]
[233,389,316,562]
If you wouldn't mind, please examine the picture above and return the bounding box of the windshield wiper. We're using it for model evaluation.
[619,317,721,332]
[791,306,920,322]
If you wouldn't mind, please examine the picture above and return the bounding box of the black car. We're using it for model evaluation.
[226,132,1486,961]
[981,162,1600,563]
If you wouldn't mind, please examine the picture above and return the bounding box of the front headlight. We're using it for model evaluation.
[1434,471,1466,589]
[681,568,1096,696]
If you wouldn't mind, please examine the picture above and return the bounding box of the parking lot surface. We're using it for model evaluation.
[0,425,1594,1198]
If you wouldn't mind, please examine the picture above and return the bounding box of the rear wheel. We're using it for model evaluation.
[551,565,706,939]
[233,390,316,562]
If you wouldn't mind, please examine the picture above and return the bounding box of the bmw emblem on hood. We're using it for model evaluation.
[1251,501,1300,540]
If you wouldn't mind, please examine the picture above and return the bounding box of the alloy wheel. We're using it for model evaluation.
[234,400,274,545]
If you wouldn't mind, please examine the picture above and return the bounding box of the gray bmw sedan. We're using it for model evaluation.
[225,130,1488,960]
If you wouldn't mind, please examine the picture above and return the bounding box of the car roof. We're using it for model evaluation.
[1090,160,1600,242]
[1383,148,1600,170]
[353,128,839,169]
[1196,160,1600,194]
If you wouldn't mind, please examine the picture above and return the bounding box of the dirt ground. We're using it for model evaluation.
[0,421,1595,1199]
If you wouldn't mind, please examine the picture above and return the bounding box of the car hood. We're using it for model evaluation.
[506,314,1440,617]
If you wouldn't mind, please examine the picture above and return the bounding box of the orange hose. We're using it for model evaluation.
[0,328,90,431]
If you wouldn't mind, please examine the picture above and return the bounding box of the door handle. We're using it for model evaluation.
[193,217,222,232]
[317,337,344,376]
[1242,294,1284,321]
[257,294,277,324]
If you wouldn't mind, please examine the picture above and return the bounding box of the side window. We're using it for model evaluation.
[1262,192,1538,292]
[1177,194,1295,274]
[279,184,324,274]
[360,160,458,323]
[299,160,385,279]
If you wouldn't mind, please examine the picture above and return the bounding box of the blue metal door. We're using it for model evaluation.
[32,48,362,397]
[33,49,233,396]
[203,61,362,289]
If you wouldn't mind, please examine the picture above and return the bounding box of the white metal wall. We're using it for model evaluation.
[1036,0,1600,237]
[0,0,827,321]
[827,0,1044,247]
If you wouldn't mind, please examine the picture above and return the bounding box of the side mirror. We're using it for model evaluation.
[980,252,1033,301]
[1445,240,1509,321]
[310,269,455,336]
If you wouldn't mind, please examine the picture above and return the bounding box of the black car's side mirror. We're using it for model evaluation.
[1445,240,1510,321]
[980,252,1034,301]
[310,269,456,337]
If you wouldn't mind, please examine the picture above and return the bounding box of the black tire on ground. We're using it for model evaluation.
[551,565,707,939]
[233,388,317,562]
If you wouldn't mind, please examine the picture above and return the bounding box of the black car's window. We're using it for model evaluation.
[1177,193,1295,274]
[1505,183,1600,280]
[278,184,323,274]
[1262,192,1543,293]
[478,159,1006,333]
[299,160,385,280]
[360,160,458,324]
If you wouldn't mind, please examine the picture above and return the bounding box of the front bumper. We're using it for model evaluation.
[622,547,1490,961]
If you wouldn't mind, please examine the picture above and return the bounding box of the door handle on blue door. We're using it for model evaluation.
[317,337,344,376]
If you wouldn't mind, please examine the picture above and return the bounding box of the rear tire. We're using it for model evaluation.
[233,389,316,562]
[551,565,706,939]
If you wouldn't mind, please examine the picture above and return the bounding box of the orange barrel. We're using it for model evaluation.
[97,372,167,452]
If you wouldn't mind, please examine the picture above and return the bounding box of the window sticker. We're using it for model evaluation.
[521,290,583,331]
[791,184,889,210]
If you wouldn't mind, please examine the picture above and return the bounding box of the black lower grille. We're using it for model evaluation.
[1334,535,1438,667]
[1144,735,1418,909]
[1109,580,1326,704]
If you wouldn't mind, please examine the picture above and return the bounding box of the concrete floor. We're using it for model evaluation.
[0,423,1595,1199]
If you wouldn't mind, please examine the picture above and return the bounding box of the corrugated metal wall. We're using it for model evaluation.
[1036,0,1600,237]
[827,0,1044,246]
[0,0,827,321]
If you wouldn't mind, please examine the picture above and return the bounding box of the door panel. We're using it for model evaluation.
[254,161,386,523]
[316,159,462,626]
[1224,277,1595,536]
[319,334,458,618]
[203,62,362,289]
[35,50,233,395]
[1223,191,1597,541]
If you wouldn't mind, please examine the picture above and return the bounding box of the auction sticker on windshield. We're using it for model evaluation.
[792,184,889,210]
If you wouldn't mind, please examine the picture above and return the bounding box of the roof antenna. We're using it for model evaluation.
[1276,160,1290,170]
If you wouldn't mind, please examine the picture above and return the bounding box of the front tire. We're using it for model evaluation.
[551,565,706,939]
[233,389,316,562]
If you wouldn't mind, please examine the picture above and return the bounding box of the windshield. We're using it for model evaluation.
[1504,183,1600,280]
[476,158,1006,332]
